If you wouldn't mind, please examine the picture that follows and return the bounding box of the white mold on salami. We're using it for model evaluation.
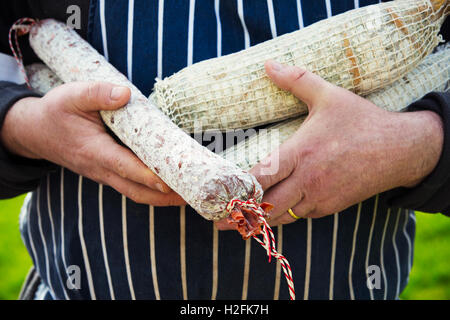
[28,19,263,223]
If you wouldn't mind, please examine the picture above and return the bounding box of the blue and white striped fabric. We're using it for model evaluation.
[20,0,415,300]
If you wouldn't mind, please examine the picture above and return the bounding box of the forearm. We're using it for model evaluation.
[395,110,443,188]
[1,96,43,159]
[383,91,450,215]
[0,82,55,198]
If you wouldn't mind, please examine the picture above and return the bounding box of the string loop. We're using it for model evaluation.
[8,18,37,88]
[227,198,295,300]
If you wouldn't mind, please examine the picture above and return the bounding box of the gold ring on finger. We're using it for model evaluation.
[288,208,301,220]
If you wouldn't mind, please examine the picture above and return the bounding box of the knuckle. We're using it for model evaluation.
[131,188,159,205]
[284,67,308,94]
[75,144,95,169]
[131,195,146,204]
[111,156,127,178]
[125,189,142,204]
[86,82,103,105]
[290,67,308,85]
[124,186,152,204]
[303,169,323,193]
[102,171,113,183]
[296,202,317,219]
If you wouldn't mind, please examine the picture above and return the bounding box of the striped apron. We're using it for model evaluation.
[19,0,415,300]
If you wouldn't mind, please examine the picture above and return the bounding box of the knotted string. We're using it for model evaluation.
[8,17,37,88]
[227,198,295,300]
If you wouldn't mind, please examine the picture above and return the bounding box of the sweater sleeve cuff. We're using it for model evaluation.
[382,91,450,217]
[0,81,57,198]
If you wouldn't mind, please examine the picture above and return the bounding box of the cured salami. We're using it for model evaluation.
[28,19,263,224]
[151,0,448,132]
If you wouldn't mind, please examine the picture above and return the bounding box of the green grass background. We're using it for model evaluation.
[1,195,449,300]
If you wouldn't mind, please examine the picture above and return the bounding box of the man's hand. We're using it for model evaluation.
[216,60,443,230]
[0,81,186,206]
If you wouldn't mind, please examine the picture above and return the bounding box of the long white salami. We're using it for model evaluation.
[27,18,274,234]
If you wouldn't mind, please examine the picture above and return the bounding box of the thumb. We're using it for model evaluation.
[63,81,131,112]
[264,60,332,109]
[249,137,297,191]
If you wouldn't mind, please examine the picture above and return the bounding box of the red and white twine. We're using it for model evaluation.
[8,17,36,88]
[227,198,295,300]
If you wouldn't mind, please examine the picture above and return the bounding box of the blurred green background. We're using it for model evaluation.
[0,194,449,300]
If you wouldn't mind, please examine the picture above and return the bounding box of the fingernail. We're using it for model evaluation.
[155,183,167,193]
[110,86,127,101]
[269,60,284,72]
